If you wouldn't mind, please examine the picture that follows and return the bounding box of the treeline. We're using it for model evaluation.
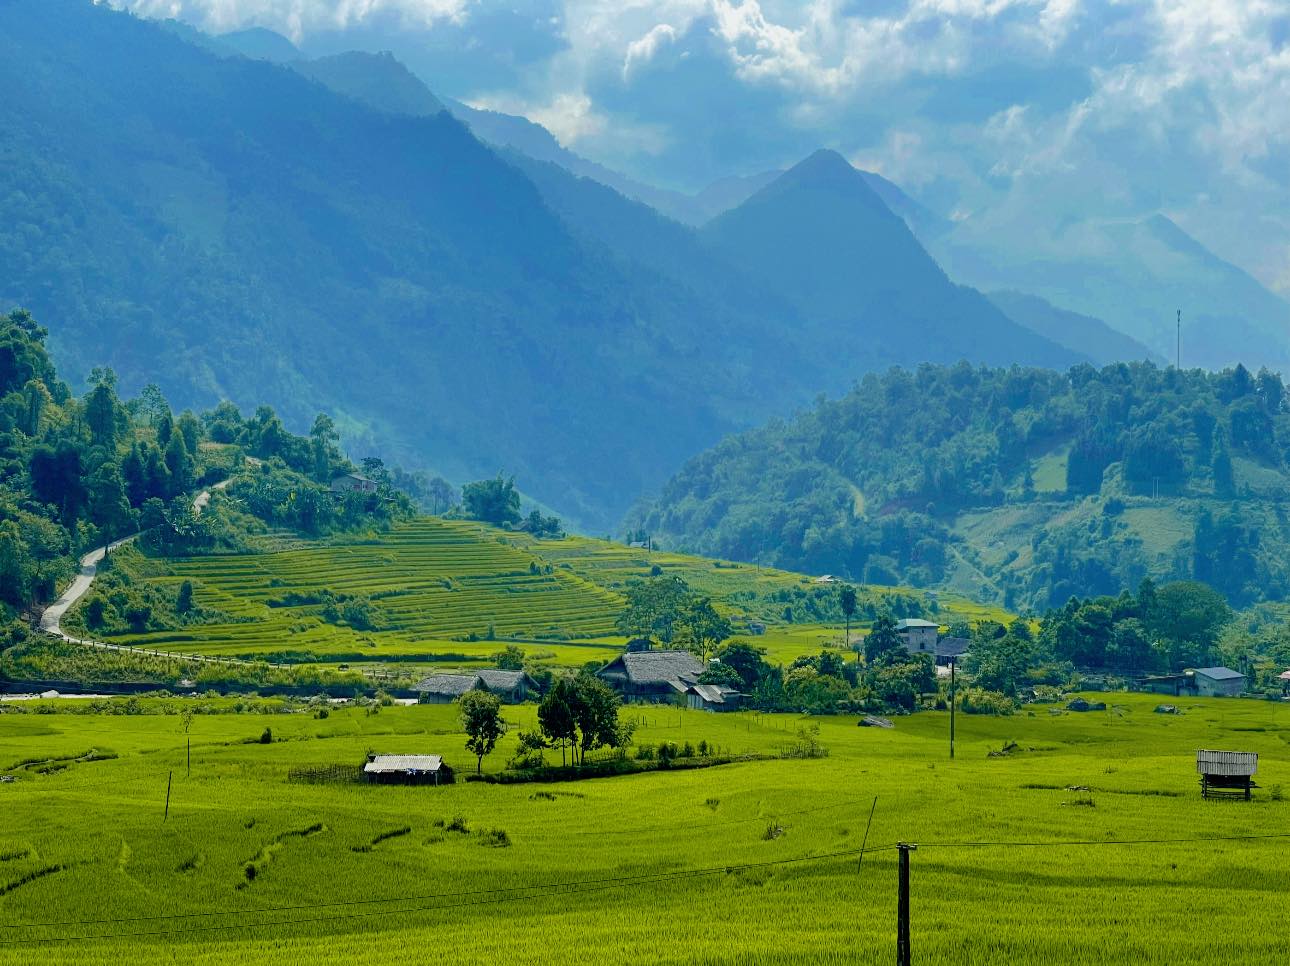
[0,308,411,646]
[635,361,1290,608]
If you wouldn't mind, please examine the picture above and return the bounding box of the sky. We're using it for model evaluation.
[118,0,1290,295]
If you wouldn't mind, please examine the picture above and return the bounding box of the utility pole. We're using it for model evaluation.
[1176,309,1181,370]
[949,658,956,760]
[163,771,172,822]
[897,843,917,966]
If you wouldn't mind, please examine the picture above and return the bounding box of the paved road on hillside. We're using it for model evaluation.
[37,479,253,668]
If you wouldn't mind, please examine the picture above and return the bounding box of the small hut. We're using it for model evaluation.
[1196,749,1258,800]
[363,754,449,785]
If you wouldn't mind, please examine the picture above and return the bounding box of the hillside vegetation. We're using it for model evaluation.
[635,361,1290,610]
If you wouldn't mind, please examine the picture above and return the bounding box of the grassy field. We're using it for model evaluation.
[0,692,1287,964]
[68,516,1013,672]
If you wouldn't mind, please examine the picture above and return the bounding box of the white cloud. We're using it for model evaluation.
[623,23,678,79]
[117,0,472,40]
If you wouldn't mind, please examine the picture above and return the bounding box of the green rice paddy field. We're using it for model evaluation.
[2,692,1288,964]
[82,516,1013,671]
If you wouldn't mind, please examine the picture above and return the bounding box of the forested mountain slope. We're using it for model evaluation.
[0,0,793,528]
[633,362,1290,611]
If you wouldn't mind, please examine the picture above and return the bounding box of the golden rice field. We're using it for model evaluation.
[1,692,1287,964]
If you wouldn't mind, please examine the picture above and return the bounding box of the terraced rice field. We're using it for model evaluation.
[83,517,1013,668]
[104,519,626,664]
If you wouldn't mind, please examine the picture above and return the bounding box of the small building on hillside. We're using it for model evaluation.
[685,683,741,712]
[597,650,704,703]
[1196,749,1257,800]
[331,473,377,495]
[363,754,449,785]
[897,618,940,655]
[413,671,538,705]
[1191,666,1246,697]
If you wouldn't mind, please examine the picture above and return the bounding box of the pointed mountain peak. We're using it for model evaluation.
[744,148,889,214]
[780,148,861,185]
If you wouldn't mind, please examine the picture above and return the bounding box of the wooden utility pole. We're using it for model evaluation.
[949,659,956,760]
[897,843,917,966]
[163,771,172,822]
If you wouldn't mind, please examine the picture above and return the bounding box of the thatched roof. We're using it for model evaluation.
[602,650,703,686]
[412,674,479,697]
[476,670,535,692]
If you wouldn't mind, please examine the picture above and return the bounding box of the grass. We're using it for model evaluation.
[0,692,1288,963]
[64,517,1011,673]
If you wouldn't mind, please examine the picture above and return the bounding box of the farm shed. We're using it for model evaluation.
[1196,750,1258,800]
[363,754,449,785]
[685,684,741,712]
[413,672,538,705]
[597,650,704,703]
[896,619,939,654]
[330,472,377,495]
[475,670,539,702]
[1191,667,1246,697]
[1139,673,1189,696]
[413,674,480,704]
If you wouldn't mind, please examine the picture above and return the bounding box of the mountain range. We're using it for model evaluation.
[1,1,1112,531]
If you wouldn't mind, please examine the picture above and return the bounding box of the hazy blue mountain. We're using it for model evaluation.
[701,150,1080,371]
[934,213,1290,372]
[988,290,1160,366]
[443,98,701,223]
[217,27,300,62]
[294,51,446,117]
[0,0,798,529]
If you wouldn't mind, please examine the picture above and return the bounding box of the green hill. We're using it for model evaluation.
[633,361,1290,610]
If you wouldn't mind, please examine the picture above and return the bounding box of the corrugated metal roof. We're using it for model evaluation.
[689,684,727,704]
[1196,749,1258,775]
[364,755,442,773]
[896,619,939,629]
[1193,666,1245,681]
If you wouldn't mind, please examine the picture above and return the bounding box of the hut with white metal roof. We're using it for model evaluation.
[363,754,449,785]
[1196,749,1258,800]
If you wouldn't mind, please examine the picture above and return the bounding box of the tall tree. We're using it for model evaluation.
[864,612,905,666]
[87,463,134,550]
[839,584,858,658]
[459,689,507,776]
[537,678,578,767]
[462,475,521,526]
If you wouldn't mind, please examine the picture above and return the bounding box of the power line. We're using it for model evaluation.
[914,831,1290,849]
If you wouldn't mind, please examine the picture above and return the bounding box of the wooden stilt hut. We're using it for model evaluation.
[1196,750,1258,801]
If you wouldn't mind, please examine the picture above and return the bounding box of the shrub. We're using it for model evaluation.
[635,744,655,761]
[679,741,695,758]
[259,727,272,744]
[960,688,1016,716]
[478,828,510,848]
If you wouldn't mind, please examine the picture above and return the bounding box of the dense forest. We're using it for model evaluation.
[0,308,412,652]
[634,361,1290,610]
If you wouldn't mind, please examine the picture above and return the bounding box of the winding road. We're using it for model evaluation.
[37,479,254,668]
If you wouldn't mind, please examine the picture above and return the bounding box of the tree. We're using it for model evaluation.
[164,432,195,496]
[493,644,525,670]
[460,689,506,776]
[84,382,120,448]
[713,640,769,691]
[426,476,456,515]
[839,584,858,657]
[615,574,691,643]
[138,384,168,426]
[537,678,578,766]
[176,580,195,616]
[462,475,521,526]
[864,612,904,665]
[679,596,731,661]
[571,675,624,765]
[1211,428,1235,497]
[87,463,134,548]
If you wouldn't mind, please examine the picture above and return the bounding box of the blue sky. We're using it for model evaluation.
[119,1,1290,295]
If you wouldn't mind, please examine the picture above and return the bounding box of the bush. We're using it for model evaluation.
[635,744,655,761]
[259,727,272,744]
[960,688,1017,716]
